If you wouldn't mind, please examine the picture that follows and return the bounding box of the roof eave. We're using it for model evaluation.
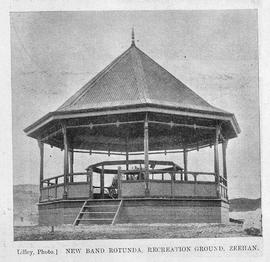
[24,103,239,138]
[24,111,55,134]
[230,113,241,136]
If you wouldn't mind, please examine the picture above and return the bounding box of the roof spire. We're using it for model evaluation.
[131,27,135,46]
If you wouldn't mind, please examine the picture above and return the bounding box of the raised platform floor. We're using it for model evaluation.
[38,198,229,225]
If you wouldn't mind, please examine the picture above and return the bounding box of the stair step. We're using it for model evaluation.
[84,206,118,213]
[79,220,112,225]
[81,211,116,219]
[81,211,115,214]
[84,204,119,207]
[86,199,120,204]
[78,218,112,221]
[85,202,120,206]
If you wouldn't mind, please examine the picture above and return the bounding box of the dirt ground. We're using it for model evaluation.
[14,223,251,241]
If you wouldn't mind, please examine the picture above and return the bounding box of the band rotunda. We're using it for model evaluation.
[24,30,240,225]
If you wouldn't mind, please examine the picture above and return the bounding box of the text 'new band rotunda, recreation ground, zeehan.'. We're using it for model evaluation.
[24,30,240,226]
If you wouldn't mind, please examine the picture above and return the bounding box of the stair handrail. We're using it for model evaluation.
[112,200,123,225]
[73,200,87,226]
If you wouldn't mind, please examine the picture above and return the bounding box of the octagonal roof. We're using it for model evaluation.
[57,43,227,115]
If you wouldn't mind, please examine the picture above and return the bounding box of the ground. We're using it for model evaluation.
[12,210,262,240]
[14,222,254,241]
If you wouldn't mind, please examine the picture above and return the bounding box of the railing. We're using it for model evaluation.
[40,171,118,201]
[40,172,91,201]
[219,176,228,200]
[40,170,228,201]
[119,170,228,200]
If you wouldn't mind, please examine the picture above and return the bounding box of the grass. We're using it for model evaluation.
[14,223,250,241]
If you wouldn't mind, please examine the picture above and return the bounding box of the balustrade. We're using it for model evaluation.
[40,169,228,201]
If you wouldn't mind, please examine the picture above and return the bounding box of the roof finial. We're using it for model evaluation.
[131,27,135,46]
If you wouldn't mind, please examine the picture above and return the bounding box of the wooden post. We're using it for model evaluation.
[69,149,74,182]
[180,169,183,181]
[214,125,220,198]
[125,152,129,171]
[62,122,69,199]
[171,170,175,198]
[222,139,228,181]
[125,137,129,171]
[117,167,122,198]
[55,178,58,199]
[144,114,150,196]
[183,147,188,181]
[100,165,105,199]
[38,140,44,201]
[194,174,197,196]
[139,164,142,180]
[88,168,93,199]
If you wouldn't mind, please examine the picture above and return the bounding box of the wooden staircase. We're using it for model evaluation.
[73,199,122,226]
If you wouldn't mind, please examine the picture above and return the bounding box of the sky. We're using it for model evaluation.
[10,10,260,199]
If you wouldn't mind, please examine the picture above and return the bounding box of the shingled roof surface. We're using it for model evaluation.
[57,44,226,114]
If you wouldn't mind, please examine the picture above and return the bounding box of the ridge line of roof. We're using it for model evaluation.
[130,47,149,104]
[57,45,133,111]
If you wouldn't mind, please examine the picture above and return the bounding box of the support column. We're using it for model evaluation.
[125,152,129,171]
[100,165,105,199]
[214,125,220,198]
[222,139,228,199]
[171,168,176,197]
[62,122,69,199]
[183,147,188,181]
[69,149,74,182]
[117,167,122,198]
[38,140,44,201]
[125,137,129,171]
[88,168,93,198]
[222,139,228,181]
[144,114,150,196]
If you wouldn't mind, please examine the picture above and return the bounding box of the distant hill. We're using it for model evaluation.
[229,198,261,212]
[13,184,39,226]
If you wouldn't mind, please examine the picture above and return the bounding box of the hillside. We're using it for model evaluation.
[229,198,261,212]
[13,184,39,226]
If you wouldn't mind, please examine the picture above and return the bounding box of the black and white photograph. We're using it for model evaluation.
[10,9,261,242]
[2,1,270,260]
